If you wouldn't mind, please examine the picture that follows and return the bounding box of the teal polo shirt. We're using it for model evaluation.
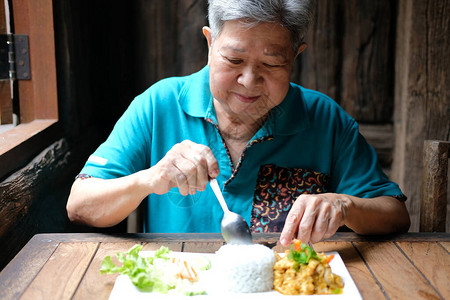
[80,66,405,233]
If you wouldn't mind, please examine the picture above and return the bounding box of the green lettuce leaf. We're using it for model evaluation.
[100,244,172,292]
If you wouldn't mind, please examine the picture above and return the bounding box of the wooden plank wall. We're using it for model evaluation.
[294,0,396,124]
[133,0,209,89]
[392,0,450,231]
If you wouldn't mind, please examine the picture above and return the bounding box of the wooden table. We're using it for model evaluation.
[0,232,448,299]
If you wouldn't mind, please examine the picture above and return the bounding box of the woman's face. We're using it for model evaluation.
[204,20,302,124]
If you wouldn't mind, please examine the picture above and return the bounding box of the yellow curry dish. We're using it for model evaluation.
[274,240,344,295]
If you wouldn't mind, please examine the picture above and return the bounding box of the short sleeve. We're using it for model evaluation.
[79,93,152,179]
[330,120,406,200]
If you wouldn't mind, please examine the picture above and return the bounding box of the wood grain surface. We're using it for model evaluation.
[397,241,449,299]
[0,233,448,300]
[353,241,441,299]
[0,235,59,300]
[20,242,98,300]
[73,242,137,300]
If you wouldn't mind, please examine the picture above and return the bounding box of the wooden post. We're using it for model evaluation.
[0,0,12,124]
[12,0,58,122]
[420,140,449,232]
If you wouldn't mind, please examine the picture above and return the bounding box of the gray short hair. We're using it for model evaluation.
[207,0,315,51]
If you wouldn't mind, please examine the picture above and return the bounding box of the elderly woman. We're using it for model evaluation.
[67,0,410,245]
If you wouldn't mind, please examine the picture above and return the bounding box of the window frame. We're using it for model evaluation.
[0,0,58,179]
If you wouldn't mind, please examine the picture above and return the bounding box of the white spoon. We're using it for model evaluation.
[209,178,253,245]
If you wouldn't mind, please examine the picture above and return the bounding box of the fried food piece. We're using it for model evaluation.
[273,247,344,295]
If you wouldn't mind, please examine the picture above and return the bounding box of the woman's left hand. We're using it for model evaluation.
[279,193,350,245]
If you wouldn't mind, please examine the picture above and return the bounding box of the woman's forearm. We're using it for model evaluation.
[66,169,155,227]
[344,195,410,235]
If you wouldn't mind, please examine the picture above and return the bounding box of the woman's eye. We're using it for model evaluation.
[227,58,242,64]
[264,63,282,68]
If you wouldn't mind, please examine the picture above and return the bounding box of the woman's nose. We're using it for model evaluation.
[237,66,262,88]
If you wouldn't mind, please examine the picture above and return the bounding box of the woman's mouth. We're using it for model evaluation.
[234,93,260,103]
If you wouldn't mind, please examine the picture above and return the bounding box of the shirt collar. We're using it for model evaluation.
[179,66,212,118]
[179,66,309,136]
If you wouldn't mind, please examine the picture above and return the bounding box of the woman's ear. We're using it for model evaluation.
[202,26,213,47]
[296,43,307,58]
[202,26,213,64]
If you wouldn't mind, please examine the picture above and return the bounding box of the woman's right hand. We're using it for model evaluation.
[149,140,220,196]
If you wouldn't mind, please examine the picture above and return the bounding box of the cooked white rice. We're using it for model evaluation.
[210,244,276,293]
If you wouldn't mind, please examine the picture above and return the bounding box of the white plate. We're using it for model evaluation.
[108,250,362,300]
